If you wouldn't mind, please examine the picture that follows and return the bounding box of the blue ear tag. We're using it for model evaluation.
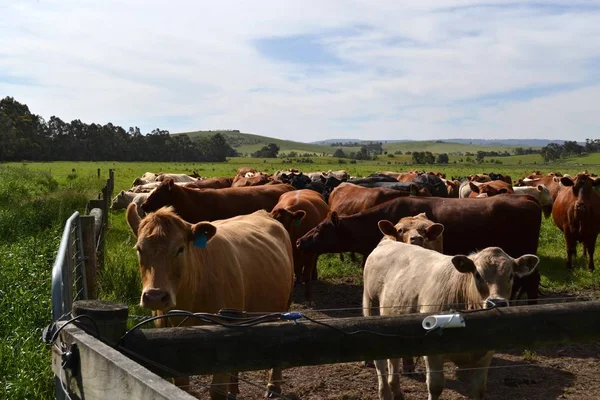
[194,232,207,248]
[294,219,302,227]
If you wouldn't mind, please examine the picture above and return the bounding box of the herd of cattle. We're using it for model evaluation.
[116,167,599,400]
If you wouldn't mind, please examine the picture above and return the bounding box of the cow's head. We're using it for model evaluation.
[561,174,600,213]
[141,179,176,213]
[132,178,144,186]
[290,173,311,190]
[111,190,127,210]
[271,208,306,231]
[296,211,342,253]
[454,247,539,309]
[378,213,444,252]
[535,184,553,218]
[469,181,510,197]
[126,203,217,311]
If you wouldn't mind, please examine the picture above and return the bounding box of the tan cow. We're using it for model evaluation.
[132,172,160,186]
[363,242,538,400]
[513,185,554,218]
[111,191,150,217]
[126,206,294,399]
[155,173,198,183]
[378,213,444,253]
[111,190,138,210]
[131,181,187,193]
[270,190,330,300]
[468,180,514,197]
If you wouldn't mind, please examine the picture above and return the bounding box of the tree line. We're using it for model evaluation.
[540,140,595,162]
[0,97,238,162]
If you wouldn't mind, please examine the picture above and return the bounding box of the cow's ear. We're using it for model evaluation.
[425,223,444,241]
[537,185,544,192]
[377,220,397,237]
[292,210,306,223]
[120,190,125,195]
[190,222,217,248]
[451,255,476,274]
[498,188,508,194]
[469,182,480,193]
[560,177,574,186]
[126,203,141,237]
[167,179,175,190]
[330,211,340,226]
[513,255,539,278]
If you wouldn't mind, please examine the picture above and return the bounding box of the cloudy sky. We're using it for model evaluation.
[1,1,600,142]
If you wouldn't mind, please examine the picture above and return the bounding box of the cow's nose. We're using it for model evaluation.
[142,289,170,308]
[410,236,424,246]
[486,298,509,308]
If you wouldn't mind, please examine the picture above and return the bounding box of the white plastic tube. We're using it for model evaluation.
[422,313,465,330]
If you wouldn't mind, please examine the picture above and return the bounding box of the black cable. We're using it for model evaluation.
[49,314,100,345]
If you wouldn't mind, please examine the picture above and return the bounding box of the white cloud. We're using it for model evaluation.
[1,0,600,140]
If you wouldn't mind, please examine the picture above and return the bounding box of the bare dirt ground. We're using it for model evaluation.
[189,278,600,400]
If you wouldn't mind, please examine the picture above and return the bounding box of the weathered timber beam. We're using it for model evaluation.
[120,301,600,377]
[52,324,195,400]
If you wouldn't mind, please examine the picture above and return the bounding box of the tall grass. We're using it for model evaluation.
[0,167,103,399]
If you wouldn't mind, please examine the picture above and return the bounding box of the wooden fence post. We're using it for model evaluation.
[88,199,106,271]
[97,168,101,179]
[72,300,128,346]
[79,216,98,300]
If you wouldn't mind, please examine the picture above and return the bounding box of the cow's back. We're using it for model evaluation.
[199,210,294,312]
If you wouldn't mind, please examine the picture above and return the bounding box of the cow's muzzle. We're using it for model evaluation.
[486,298,509,308]
[141,288,172,310]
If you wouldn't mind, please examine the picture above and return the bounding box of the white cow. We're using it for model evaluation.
[111,191,150,216]
[513,184,554,218]
[363,241,539,400]
[155,173,198,183]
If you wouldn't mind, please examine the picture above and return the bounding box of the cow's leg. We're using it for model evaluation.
[301,253,318,302]
[565,232,577,270]
[471,352,494,400]
[266,368,283,398]
[339,252,345,262]
[388,358,405,399]
[584,234,597,271]
[350,252,357,262]
[374,359,393,400]
[310,255,319,281]
[210,373,230,400]
[402,357,415,374]
[228,373,239,399]
[424,356,445,400]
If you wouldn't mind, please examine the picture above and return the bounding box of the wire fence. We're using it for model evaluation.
[49,169,114,400]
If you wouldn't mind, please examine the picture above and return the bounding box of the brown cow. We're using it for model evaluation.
[126,206,294,399]
[328,182,429,266]
[183,177,233,189]
[270,190,330,300]
[297,195,543,304]
[469,174,491,183]
[232,173,272,187]
[552,174,600,271]
[442,179,460,198]
[141,179,295,223]
[468,180,514,197]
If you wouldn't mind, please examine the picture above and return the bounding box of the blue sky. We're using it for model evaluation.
[1,0,600,141]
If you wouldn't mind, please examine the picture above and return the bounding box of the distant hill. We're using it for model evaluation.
[173,130,562,156]
[313,138,577,147]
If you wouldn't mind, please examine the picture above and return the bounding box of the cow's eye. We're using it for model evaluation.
[176,246,184,256]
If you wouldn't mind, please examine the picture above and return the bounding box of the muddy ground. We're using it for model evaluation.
[189,278,600,400]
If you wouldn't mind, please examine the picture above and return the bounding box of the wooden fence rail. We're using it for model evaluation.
[52,300,600,399]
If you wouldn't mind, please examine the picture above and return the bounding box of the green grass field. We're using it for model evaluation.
[2,159,600,399]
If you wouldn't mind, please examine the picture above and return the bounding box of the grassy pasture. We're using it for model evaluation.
[2,159,600,399]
